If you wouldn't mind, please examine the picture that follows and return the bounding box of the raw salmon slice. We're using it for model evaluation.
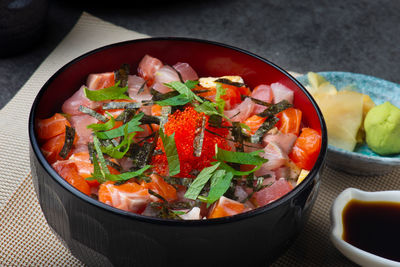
[37,113,70,140]
[208,196,245,219]
[52,160,91,196]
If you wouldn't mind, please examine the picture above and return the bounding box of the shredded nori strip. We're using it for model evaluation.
[105,159,122,172]
[246,96,273,107]
[59,126,76,159]
[208,114,223,128]
[102,102,141,110]
[137,80,147,95]
[257,100,292,118]
[115,108,136,123]
[114,63,130,88]
[139,114,160,125]
[193,115,206,157]
[232,122,245,152]
[88,142,95,163]
[251,116,280,144]
[162,176,193,187]
[78,105,107,122]
[128,131,159,169]
[215,78,246,88]
[150,88,180,101]
[149,202,183,220]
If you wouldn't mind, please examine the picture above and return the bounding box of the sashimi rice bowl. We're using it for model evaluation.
[29,38,327,266]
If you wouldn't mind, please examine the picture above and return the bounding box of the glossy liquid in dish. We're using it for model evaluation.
[342,199,400,262]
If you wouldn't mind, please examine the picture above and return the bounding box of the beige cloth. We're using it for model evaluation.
[0,12,399,266]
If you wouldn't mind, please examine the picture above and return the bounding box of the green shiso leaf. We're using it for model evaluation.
[194,101,220,116]
[93,135,110,176]
[184,163,220,200]
[87,112,116,131]
[214,145,267,165]
[204,170,234,206]
[171,210,186,215]
[159,129,180,176]
[101,124,135,159]
[156,94,191,106]
[95,112,144,139]
[104,165,151,182]
[84,81,131,101]
[215,83,226,114]
[184,80,199,89]
[164,81,203,103]
[213,161,262,176]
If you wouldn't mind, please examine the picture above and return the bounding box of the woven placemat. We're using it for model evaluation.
[1,12,399,266]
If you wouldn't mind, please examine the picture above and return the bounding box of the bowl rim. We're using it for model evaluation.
[330,188,400,266]
[28,37,327,225]
[297,71,400,166]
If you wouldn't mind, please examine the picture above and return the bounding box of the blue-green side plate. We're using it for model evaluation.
[297,72,400,175]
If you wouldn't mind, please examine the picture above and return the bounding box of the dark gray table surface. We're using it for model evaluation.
[1,0,399,110]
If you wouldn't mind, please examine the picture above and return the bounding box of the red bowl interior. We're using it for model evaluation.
[36,38,322,133]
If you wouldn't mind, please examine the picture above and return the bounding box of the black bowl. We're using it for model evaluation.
[29,37,327,267]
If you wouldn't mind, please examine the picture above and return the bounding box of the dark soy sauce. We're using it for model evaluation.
[342,199,400,262]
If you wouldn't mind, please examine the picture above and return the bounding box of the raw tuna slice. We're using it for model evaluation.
[251,178,293,206]
[271,83,294,104]
[173,62,198,81]
[262,132,297,154]
[255,142,287,176]
[87,72,115,90]
[127,75,152,102]
[224,97,255,122]
[69,114,98,145]
[251,84,274,114]
[137,54,163,85]
[61,86,101,116]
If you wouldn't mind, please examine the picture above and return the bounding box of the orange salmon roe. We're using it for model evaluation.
[152,106,230,177]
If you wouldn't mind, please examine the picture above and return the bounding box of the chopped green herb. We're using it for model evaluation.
[194,101,220,117]
[204,170,234,206]
[159,129,180,176]
[214,161,262,176]
[164,81,203,103]
[95,112,144,139]
[184,163,220,200]
[215,83,227,113]
[87,112,115,131]
[58,126,75,159]
[93,136,110,175]
[105,165,151,182]
[184,80,199,89]
[156,94,191,106]
[171,210,186,215]
[214,145,267,166]
[84,81,131,101]
[101,124,135,159]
